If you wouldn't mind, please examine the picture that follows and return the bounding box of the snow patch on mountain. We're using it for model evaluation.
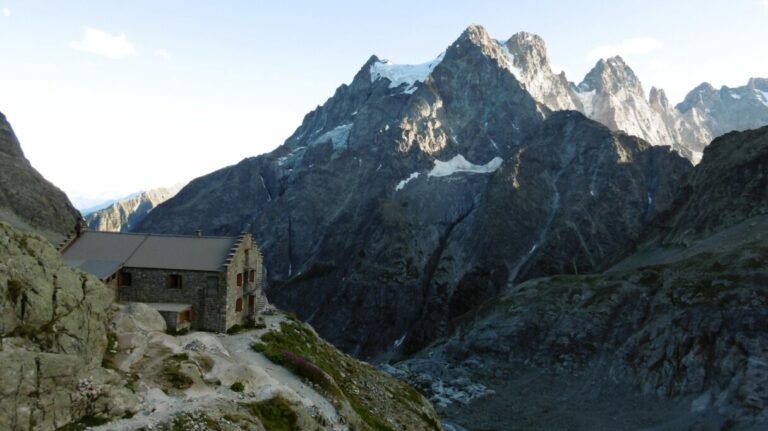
[370,53,445,92]
[311,123,353,150]
[395,172,420,191]
[756,90,768,107]
[428,155,503,177]
[495,41,523,77]
[277,146,306,166]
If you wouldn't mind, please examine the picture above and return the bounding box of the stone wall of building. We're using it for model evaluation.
[223,234,267,329]
[117,233,267,333]
[117,268,228,332]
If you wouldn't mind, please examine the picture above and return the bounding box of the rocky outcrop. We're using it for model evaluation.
[0,223,137,430]
[136,25,693,359]
[0,112,80,242]
[392,126,768,430]
[574,56,693,157]
[85,185,182,232]
[652,125,768,245]
[96,306,442,431]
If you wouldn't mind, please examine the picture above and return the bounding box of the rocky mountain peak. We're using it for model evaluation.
[445,24,510,69]
[649,86,670,110]
[505,31,549,70]
[676,82,717,112]
[581,55,642,94]
[502,31,580,111]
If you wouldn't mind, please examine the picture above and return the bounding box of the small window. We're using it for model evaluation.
[119,271,132,286]
[167,274,183,289]
[235,298,243,312]
[248,295,255,313]
[206,276,219,294]
[236,273,243,287]
[249,270,255,283]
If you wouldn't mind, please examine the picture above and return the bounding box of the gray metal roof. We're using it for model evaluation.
[124,235,236,272]
[62,231,238,279]
[67,259,123,280]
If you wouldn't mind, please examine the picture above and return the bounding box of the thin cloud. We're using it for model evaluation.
[587,37,662,61]
[153,48,170,59]
[69,27,136,59]
[3,8,10,17]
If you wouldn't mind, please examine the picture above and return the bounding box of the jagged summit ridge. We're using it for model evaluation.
[363,26,768,162]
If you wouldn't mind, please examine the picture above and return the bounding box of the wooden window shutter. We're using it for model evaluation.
[237,273,242,287]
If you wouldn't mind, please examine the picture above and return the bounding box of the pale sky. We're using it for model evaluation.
[1,0,767,209]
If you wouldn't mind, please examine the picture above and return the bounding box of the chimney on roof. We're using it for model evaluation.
[195,229,202,237]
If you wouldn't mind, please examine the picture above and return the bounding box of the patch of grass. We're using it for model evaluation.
[251,342,267,353]
[196,354,215,372]
[227,324,247,335]
[101,331,119,370]
[171,412,221,431]
[350,398,395,431]
[255,319,439,430]
[125,373,140,393]
[246,396,300,431]
[230,381,245,392]
[161,355,193,389]
[56,415,111,430]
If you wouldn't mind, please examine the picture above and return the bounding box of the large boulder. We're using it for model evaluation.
[109,302,167,371]
[0,223,137,430]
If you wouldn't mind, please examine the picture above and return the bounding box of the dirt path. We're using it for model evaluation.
[92,314,346,430]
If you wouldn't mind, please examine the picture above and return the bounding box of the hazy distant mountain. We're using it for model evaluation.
[84,185,182,232]
[0,111,80,242]
[504,33,768,162]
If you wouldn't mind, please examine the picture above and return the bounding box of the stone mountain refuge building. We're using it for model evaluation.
[60,230,267,332]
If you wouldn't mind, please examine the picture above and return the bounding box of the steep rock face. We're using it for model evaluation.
[0,223,137,430]
[651,125,768,245]
[0,112,80,242]
[393,127,768,429]
[504,32,581,111]
[574,57,691,156]
[85,185,181,232]
[402,111,691,352]
[137,25,691,358]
